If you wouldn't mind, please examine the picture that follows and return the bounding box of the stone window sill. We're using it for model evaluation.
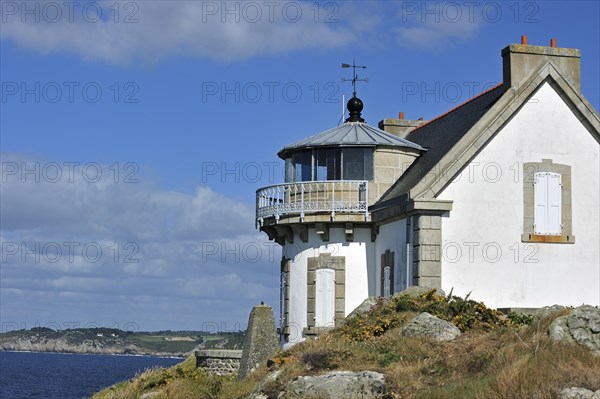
[521,233,575,244]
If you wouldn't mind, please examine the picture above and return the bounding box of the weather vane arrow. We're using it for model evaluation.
[341,60,368,98]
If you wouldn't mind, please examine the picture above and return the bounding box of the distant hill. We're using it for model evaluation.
[0,327,244,357]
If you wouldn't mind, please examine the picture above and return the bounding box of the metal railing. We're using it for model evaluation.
[256,180,368,225]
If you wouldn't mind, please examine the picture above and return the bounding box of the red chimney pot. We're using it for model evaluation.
[399,112,404,120]
[521,35,528,45]
[550,38,557,48]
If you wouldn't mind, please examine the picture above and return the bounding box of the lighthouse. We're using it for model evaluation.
[256,94,424,346]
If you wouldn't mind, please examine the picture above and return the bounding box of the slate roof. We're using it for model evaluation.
[278,121,424,159]
[373,83,508,208]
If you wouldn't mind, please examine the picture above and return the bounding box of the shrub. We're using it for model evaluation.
[394,289,529,332]
[506,311,534,326]
[339,298,401,342]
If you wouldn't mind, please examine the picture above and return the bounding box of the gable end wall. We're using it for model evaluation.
[437,82,600,308]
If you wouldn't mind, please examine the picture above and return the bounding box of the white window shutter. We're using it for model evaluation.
[547,173,562,234]
[534,172,548,234]
[534,172,562,235]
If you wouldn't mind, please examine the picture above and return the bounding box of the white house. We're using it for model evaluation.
[256,38,600,347]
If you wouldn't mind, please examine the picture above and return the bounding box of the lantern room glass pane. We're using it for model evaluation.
[327,148,341,180]
[316,148,340,181]
[293,151,312,182]
[316,149,328,181]
[285,158,293,182]
[343,148,373,180]
[287,147,372,182]
[364,149,373,180]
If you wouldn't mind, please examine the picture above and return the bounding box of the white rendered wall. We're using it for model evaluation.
[282,227,374,344]
[438,82,600,308]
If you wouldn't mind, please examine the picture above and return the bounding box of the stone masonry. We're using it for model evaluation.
[195,349,242,376]
[412,214,442,288]
[238,303,279,379]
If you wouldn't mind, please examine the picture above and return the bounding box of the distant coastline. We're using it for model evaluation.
[0,349,186,359]
[0,327,244,358]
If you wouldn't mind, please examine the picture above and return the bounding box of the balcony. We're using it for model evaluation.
[256,180,369,226]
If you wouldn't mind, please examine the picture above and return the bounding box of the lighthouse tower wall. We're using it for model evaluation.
[281,226,374,345]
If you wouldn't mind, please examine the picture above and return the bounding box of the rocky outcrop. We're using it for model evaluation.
[558,387,600,399]
[346,297,379,320]
[402,312,461,341]
[283,371,386,399]
[246,370,282,399]
[346,287,446,322]
[549,305,600,355]
[532,305,567,320]
[139,391,164,399]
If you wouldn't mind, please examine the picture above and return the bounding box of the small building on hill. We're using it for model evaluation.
[256,38,600,347]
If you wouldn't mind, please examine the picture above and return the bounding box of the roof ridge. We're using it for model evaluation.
[411,83,505,133]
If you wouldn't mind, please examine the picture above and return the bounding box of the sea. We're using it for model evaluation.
[0,351,183,399]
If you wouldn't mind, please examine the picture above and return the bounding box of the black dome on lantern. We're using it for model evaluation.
[345,96,365,123]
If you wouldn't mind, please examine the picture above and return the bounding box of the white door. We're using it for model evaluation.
[315,269,335,327]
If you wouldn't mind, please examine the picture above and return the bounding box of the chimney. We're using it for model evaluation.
[379,114,427,138]
[502,37,581,92]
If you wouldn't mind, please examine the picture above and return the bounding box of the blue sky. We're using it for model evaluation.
[1,1,599,332]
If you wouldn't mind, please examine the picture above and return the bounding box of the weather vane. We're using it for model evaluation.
[341,61,368,97]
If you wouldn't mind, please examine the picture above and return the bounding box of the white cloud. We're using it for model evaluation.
[0,153,280,330]
[394,3,482,50]
[0,0,357,65]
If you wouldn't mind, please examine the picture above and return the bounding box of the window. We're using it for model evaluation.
[287,148,372,182]
[534,172,562,235]
[382,266,391,298]
[522,160,574,243]
[292,151,312,182]
[316,148,341,181]
[380,250,395,298]
[285,158,294,183]
[327,149,342,180]
[343,148,373,180]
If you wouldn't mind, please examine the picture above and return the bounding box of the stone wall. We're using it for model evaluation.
[195,349,242,376]
[370,148,420,205]
[412,214,442,289]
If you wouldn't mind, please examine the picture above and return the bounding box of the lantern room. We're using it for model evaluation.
[256,96,425,229]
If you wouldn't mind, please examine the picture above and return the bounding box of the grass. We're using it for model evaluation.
[127,335,198,353]
[91,291,600,399]
[92,355,262,399]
